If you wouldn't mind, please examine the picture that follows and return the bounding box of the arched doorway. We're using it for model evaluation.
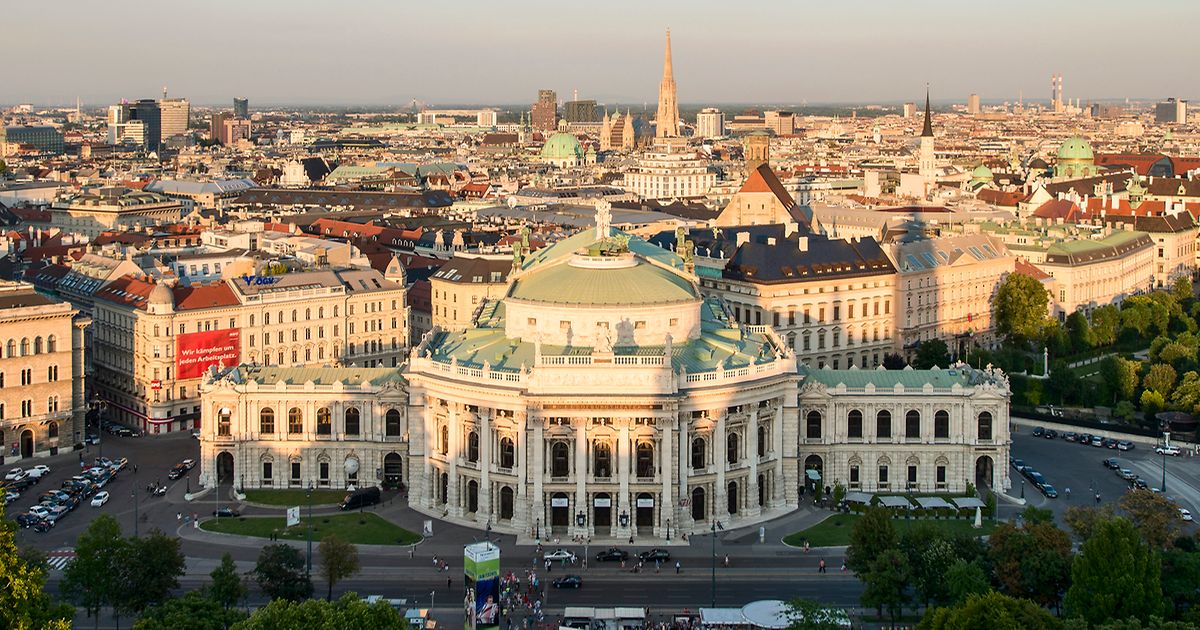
[19,429,34,459]
[975,455,994,491]
[500,487,514,520]
[467,480,478,514]
[593,492,612,533]
[383,452,403,490]
[216,451,234,484]
[727,481,739,515]
[635,492,654,529]
[691,487,706,521]
[803,454,823,494]
[550,492,570,532]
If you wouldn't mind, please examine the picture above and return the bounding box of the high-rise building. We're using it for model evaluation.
[2,126,65,154]
[655,29,680,139]
[220,118,252,146]
[1156,98,1188,124]
[106,104,127,144]
[763,111,795,135]
[967,93,980,114]
[129,99,162,151]
[531,90,557,132]
[210,112,231,143]
[562,100,597,123]
[233,97,249,119]
[695,108,725,139]
[902,102,916,118]
[158,98,190,143]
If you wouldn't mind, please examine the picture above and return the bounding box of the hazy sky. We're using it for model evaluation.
[10,0,1199,106]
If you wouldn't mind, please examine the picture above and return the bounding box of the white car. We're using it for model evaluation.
[28,505,50,519]
[3,491,18,505]
[4,467,25,481]
[1155,446,1182,456]
[1182,509,1194,522]
[543,549,578,563]
[90,491,110,507]
[27,465,50,478]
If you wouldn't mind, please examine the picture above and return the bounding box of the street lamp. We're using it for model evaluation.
[89,394,107,461]
[1162,431,1171,493]
[666,519,672,541]
[710,520,718,608]
[1020,479,1025,500]
[618,510,629,528]
[306,481,314,576]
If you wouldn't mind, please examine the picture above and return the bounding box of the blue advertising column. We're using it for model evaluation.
[464,541,500,630]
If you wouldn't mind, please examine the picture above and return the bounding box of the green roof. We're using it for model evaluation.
[1056,136,1094,162]
[541,132,584,160]
[508,258,698,306]
[801,365,999,389]
[1046,230,1145,255]
[521,228,684,271]
[232,366,405,387]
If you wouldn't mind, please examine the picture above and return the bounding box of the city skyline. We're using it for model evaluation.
[8,0,1200,106]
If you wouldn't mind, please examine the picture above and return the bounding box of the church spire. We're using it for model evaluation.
[921,85,933,138]
[663,28,674,82]
[655,29,680,139]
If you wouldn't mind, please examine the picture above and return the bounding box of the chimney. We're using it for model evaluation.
[798,236,809,252]
[736,232,750,246]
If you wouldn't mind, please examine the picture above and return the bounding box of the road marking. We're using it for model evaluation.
[46,548,75,571]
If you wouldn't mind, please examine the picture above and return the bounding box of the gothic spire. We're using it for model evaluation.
[655,29,680,139]
[663,28,674,82]
[921,86,933,138]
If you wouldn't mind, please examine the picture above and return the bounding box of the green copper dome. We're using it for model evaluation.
[540,132,584,160]
[1056,136,1094,162]
[970,164,993,182]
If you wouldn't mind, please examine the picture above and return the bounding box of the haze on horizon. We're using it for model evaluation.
[10,0,1199,107]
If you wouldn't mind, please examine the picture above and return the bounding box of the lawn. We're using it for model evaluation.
[201,512,421,545]
[784,513,999,547]
[242,488,349,506]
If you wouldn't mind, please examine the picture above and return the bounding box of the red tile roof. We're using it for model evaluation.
[738,164,795,208]
[1032,199,1087,221]
[1014,259,1051,280]
[173,283,240,310]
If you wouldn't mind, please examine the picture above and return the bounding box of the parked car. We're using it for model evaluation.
[212,507,240,518]
[181,459,196,470]
[1031,427,1045,437]
[3,490,19,505]
[1103,458,1120,469]
[4,468,26,481]
[1118,468,1136,480]
[1133,477,1149,489]
[84,434,100,445]
[1091,436,1105,447]
[15,512,41,528]
[1117,441,1134,451]
[1044,429,1059,439]
[45,505,69,523]
[167,465,187,480]
[1105,438,1120,449]
[1011,458,1028,474]
[1028,472,1047,488]
[27,465,50,479]
[638,548,671,562]
[1041,484,1059,498]
[1063,432,1079,442]
[91,491,110,507]
[113,457,129,471]
[1022,467,1040,481]
[191,430,202,439]
[595,548,629,562]
[1155,446,1182,456]
[32,519,54,533]
[1181,509,1194,522]
[1078,433,1093,445]
[552,575,583,589]
[544,549,577,563]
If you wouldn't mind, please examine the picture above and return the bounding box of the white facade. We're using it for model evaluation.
[696,108,726,139]
[623,142,716,201]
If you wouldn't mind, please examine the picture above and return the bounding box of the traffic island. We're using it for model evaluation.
[783,513,999,547]
[200,512,421,545]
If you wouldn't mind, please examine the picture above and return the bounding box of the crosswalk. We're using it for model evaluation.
[46,548,75,571]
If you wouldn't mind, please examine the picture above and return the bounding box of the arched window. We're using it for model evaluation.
[46,335,57,353]
[385,409,402,436]
[691,438,706,469]
[691,487,706,521]
[500,486,514,520]
[440,425,449,455]
[728,481,739,514]
[551,442,570,477]
[5,340,14,358]
[467,480,478,513]
[439,472,449,503]
[978,411,993,441]
[343,407,360,435]
[806,411,822,439]
[48,421,58,439]
[934,410,949,439]
[467,431,479,463]
[499,437,515,468]
[218,408,232,437]
[20,338,29,356]
[287,408,302,434]
[636,441,654,478]
[259,408,275,434]
[33,337,42,354]
[316,408,332,435]
[905,410,920,439]
[848,410,863,439]
[593,442,612,477]
[727,432,739,465]
[757,425,766,457]
[876,410,891,439]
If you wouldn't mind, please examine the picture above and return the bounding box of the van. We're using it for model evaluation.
[340,486,381,511]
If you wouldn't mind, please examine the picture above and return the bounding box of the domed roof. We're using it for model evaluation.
[148,282,173,309]
[971,164,994,181]
[508,253,697,307]
[540,132,584,160]
[1057,136,1094,162]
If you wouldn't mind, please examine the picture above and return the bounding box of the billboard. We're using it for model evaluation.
[464,542,500,630]
[176,328,241,380]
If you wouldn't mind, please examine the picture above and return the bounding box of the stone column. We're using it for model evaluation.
[574,419,587,537]
[747,409,760,516]
[516,413,528,534]
[778,401,798,507]
[480,410,491,524]
[678,420,688,523]
[532,419,544,539]
[660,421,673,538]
[617,423,630,538]
[715,414,727,523]
[422,398,434,510]
[448,404,460,517]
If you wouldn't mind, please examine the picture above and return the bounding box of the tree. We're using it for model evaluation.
[942,559,991,605]
[133,592,247,630]
[61,514,128,629]
[1021,505,1055,525]
[1115,400,1138,422]
[0,160,7,175]
[1169,371,1200,413]
[252,544,312,602]
[784,598,847,630]
[1173,276,1194,303]
[1065,311,1094,354]
[1119,491,1183,550]
[208,553,247,610]
[882,353,907,370]
[1047,361,1080,404]
[900,523,956,607]
[1100,356,1141,404]
[1064,517,1164,625]
[846,506,897,575]
[988,520,1073,611]
[920,591,1063,630]
[0,505,72,630]
[231,594,406,629]
[1144,363,1178,398]
[913,339,951,369]
[860,548,910,623]
[1141,390,1167,416]
[1160,549,1200,619]
[1092,305,1121,347]
[995,273,1051,345]
[1063,505,1115,542]
[116,530,187,616]
[317,535,360,601]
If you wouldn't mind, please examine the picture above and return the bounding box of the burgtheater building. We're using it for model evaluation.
[199,211,1010,540]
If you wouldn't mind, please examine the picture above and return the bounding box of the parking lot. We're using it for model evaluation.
[1009,422,1199,529]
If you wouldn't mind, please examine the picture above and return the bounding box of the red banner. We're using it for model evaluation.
[176,329,241,380]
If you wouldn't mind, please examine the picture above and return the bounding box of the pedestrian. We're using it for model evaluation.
[1065,487,1071,500]
[1095,492,1101,505]
[804,540,810,553]
[675,561,681,574]
[134,464,138,474]
[818,559,826,573]
[447,577,452,591]
[723,555,729,568]
[840,561,846,572]
[433,555,439,567]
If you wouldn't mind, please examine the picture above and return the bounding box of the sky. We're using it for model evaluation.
[9,0,1199,107]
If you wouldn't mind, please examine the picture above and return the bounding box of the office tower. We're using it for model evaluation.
[562,100,597,123]
[903,102,916,118]
[1,126,65,154]
[128,99,161,150]
[763,110,795,135]
[120,119,147,147]
[1156,98,1188,124]
[744,132,770,176]
[107,104,127,144]
[967,93,980,114]
[655,29,680,139]
[219,117,252,145]
[233,97,249,119]
[695,108,725,139]
[531,90,557,132]
[210,112,231,143]
[158,98,190,143]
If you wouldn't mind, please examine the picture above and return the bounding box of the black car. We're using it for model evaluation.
[213,507,240,518]
[15,512,41,528]
[1063,432,1078,442]
[1103,458,1120,469]
[167,465,187,480]
[552,575,583,589]
[1044,429,1058,439]
[638,549,671,562]
[32,519,54,533]
[1078,433,1092,445]
[1032,427,1045,437]
[594,548,629,562]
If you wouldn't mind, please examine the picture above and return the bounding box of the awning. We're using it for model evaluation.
[915,497,954,509]
[844,492,873,504]
[805,469,822,481]
[952,497,986,509]
[878,496,912,509]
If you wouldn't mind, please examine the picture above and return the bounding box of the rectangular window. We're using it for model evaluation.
[849,465,860,489]
[907,465,917,489]
[878,465,889,488]
[290,462,301,482]
[936,465,947,488]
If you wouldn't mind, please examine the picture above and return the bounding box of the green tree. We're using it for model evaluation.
[900,523,956,607]
[0,160,7,175]
[1092,305,1121,347]
[1022,505,1056,525]
[208,553,247,610]
[1169,371,1200,412]
[133,592,247,630]
[317,534,360,601]
[913,339,952,369]
[995,273,1051,345]
[1064,517,1164,625]
[784,598,847,630]
[846,506,897,575]
[919,591,1063,630]
[882,353,907,369]
[1119,491,1183,550]
[1063,505,1115,542]
[1088,617,1199,630]
[1115,400,1138,421]
[1100,356,1142,404]
[0,505,72,630]
[942,559,991,605]
[252,544,312,602]
[1144,363,1178,398]
[61,514,128,630]
[1047,361,1080,404]
[1160,549,1200,619]
[1141,389,1167,416]
[988,520,1073,612]
[1065,311,1094,354]
[1173,276,1194,303]
[860,548,910,623]
[116,530,187,616]
[231,594,407,629]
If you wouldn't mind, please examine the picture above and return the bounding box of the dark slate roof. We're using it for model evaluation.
[430,256,512,285]
[232,188,453,210]
[724,235,896,284]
